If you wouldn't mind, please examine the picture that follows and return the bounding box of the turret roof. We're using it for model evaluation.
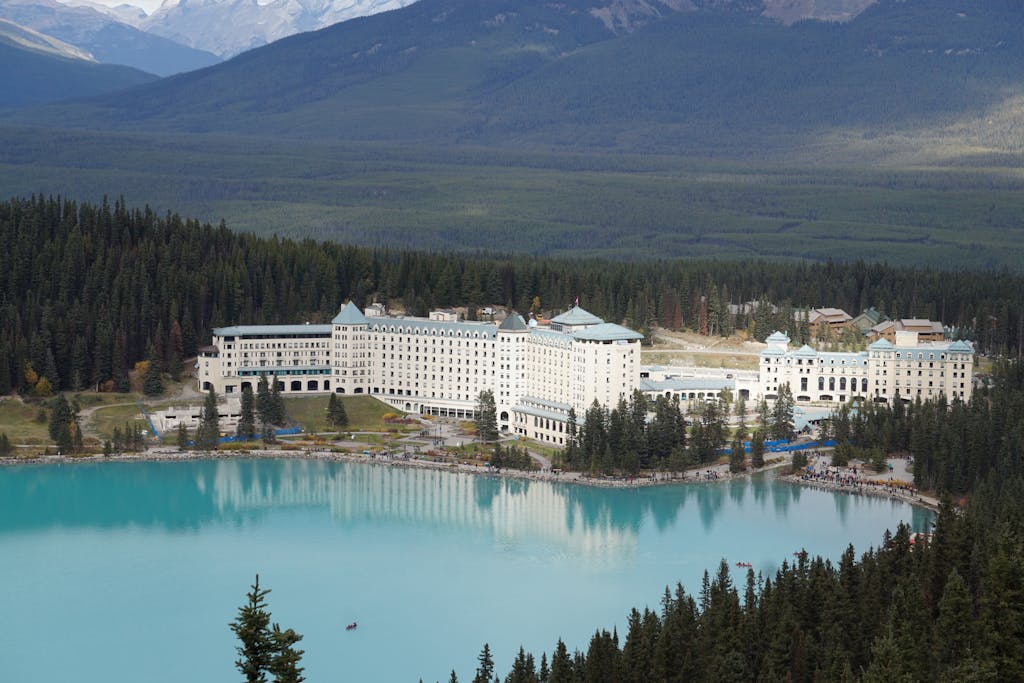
[332,302,368,325]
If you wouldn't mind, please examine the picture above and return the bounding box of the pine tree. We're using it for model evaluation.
[195,387,220,451]
[473,644,495,683]
[257,374,272,426]
[142,351,164,397]
[475,390,498,442]
[269,375,285,426]
[230,575,274,683]
[0,432,10,456]
[48,393,74,453]
[238,385,256,441]
[268,625,305,683]
[326,393,348,430]
[750,430,765,468]
[177,423,189,451]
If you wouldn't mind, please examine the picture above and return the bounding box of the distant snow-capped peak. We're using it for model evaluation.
[141,0,417,57]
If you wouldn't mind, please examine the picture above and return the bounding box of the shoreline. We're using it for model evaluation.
[0,447,939,511]
[777,473,940,512]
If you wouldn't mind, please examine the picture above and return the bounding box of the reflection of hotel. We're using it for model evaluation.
[209,460,638,563]
[198,303,642,444]
[758,330,974,404]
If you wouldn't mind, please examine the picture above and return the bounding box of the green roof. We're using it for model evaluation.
[498,313,528,331]
[332,302,369,325]
[550,305,603,326]
[571,323,642,342]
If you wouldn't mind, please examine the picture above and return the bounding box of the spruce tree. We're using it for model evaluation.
[268,625,305,683]
[230,575,273,683]
[238,385,256,441]
[475,390,498,442]
[176,423,189,451]
[269,376,285,426]
[257,374,272,425]
[750,430,765,468]
[472,644,494,683]
[47,394,74,453]
[326,393,348,430]
[142,349,164,397]
[195,387,220,451]
[0,432,10,456]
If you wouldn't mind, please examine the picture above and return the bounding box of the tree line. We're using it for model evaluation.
[2,195,1023,398]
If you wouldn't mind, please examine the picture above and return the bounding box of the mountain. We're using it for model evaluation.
[0,0,220,75]
[0,18,156,106]
[141,0,418,58]
[15,0,1022,158]
[0,15,91,58]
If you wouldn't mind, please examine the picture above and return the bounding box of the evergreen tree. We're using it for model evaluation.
[257,374,272,425]
[473,644,495,683]
[269,376,285,426]
[194,387,220,451]
[268,625,305,683]
[47,393,75,453]
[729,440,746,473]
[326,393,348,430]
[750,430,765,468]
[238,385,256,441]
[475,390,499,442]
[0,431,10,456]
[176,422,190,451]
[770,384,795,441]
[142,349,164,396]
[230,575,274,683]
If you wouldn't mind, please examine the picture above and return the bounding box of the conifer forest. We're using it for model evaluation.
[2,195,1022,396]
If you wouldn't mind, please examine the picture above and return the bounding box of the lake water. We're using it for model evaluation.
[0,459,931,682]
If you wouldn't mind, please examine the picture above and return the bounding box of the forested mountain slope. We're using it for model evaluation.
[0,25,156,107]
[8,0,1022,156]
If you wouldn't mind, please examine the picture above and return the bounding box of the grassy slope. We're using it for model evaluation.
[283,395,413,433]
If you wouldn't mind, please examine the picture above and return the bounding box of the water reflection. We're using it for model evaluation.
[0,460,931,559]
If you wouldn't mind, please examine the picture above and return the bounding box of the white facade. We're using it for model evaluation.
[757,330,974,405]
[198,304,643,444]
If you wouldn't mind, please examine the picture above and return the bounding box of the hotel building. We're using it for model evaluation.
[758,330,974,404]
[199,303,643,445]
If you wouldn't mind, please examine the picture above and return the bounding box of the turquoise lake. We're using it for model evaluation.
[0,459,932,682]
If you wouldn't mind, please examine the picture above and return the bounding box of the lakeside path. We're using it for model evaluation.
[0,446,941,513]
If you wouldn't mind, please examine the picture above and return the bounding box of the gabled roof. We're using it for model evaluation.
[949,340,974,352]
[765,331,790,345]
[498,313,528,332]
[550,305,603,326]
[793,344,817,357]
[868,339,894,350]
[332,302,368,325]
[571,323,643,342]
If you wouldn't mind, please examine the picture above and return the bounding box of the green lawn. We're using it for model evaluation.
[283,395,413,433]
[0,398,51,445]
[88,403,146,441]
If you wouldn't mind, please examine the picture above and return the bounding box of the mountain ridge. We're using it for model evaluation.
[0,0,220,75]
[10,0,1021,160]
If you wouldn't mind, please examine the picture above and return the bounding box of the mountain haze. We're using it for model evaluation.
[0,17,156,106]
[0,0,220,75]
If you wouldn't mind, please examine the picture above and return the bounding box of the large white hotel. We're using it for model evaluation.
[198,303,974,444]
[198,303,643,445]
